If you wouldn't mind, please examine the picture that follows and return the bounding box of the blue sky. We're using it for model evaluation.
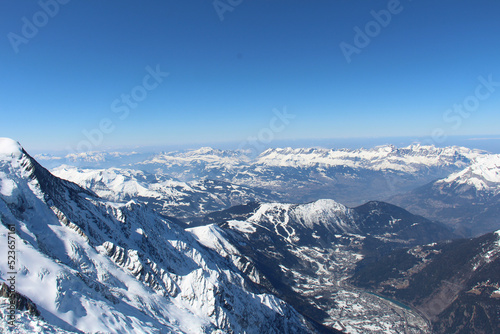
[1,0,499,153]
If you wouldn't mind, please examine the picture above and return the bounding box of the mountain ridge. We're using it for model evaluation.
[351,230,500,333]
[389,154,500,236]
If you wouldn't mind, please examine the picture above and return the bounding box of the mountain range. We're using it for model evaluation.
[51,165,278,219]
[1,138,499,333]
[45,144,500,235]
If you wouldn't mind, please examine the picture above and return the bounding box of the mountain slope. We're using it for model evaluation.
[51,165,280,219]
[188,199,456,333]
[0,138,317,333]
[390,154,500,236]
[352,230,500,333]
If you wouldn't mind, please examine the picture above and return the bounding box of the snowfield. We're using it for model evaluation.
[439,154,500,194]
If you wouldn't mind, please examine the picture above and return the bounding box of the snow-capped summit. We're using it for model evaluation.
[190,146,224,155]
[438,154,500,194]
[145,147,249,164]
[248,199,358,243]
[0,138,24,158]
[52,165,162,201]
[390,154,500,236]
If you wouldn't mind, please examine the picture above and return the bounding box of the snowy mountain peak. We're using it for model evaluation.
[439,154,500,193]
[191,146,220,155]
[0,138,24,158]
[0,138,43,200]
[247,199,358,244]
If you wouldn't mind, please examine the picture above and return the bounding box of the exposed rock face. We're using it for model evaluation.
[0,283,40,317]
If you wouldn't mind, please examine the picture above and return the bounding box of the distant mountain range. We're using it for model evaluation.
[46,144,500,235]
[127,145,487,206]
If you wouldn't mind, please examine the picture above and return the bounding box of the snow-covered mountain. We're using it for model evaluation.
[255,145,481,172]
[0,138,322,333]
[5,137,497,333]
[135,144,487,206]
[437,154,500,195]
[137,144,481,175]
[187,199,456,333]
[51,165,280,219]
[390,154,500,236]
[140,147,250,170]
[39,144,490,207]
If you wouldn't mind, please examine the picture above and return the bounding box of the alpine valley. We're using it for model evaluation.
[1,138,499,333]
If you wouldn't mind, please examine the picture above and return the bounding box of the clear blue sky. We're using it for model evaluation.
[1,0,499,153]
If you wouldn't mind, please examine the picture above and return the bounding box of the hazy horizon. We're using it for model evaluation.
[22,135,500,157]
